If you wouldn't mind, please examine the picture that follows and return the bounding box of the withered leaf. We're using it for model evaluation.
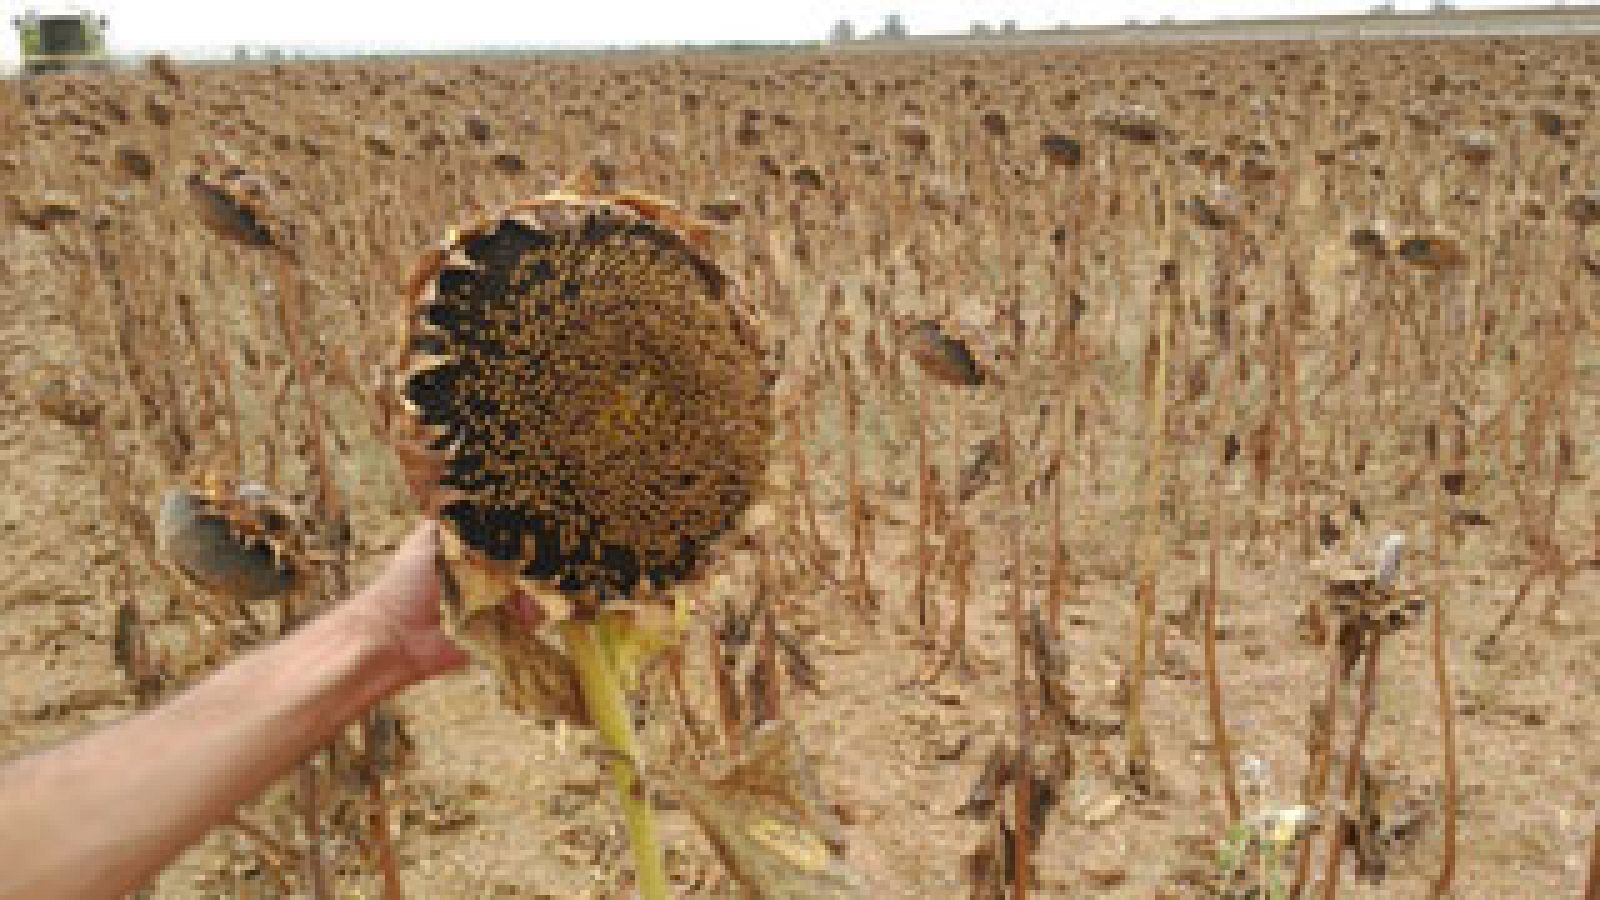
[456,604,590,725]
[774,628,822,694]
[676,721,864,899]
[1319,512,1343,549]
[435,532,589,725]
[958,436,1003,504]
[955,741,1014,820]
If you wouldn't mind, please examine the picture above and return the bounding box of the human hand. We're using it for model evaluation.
[347,520,469,684]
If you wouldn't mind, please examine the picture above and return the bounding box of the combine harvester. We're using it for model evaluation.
[11,7,111,77]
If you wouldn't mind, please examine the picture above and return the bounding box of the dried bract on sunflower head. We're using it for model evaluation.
[392,191,775,627]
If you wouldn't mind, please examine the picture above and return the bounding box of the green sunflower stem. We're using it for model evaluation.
[561,617,669,900]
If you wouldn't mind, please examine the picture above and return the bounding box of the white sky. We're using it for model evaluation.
[1,0,1581,63]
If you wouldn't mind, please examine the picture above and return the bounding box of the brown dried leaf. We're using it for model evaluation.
[955,741,1013,820]
[676,721,863,899]
[435,540,591,725]
[958,435,1004,504]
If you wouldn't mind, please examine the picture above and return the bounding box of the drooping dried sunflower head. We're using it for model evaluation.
[392,192,774,624]
[187,158,284,248]
[1396,234,1465,271]
[899,317,986,388]
[157,475,304,606]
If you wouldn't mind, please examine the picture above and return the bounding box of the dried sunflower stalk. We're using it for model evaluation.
[389,191,776,898]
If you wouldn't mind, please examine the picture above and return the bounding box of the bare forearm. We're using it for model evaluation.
[0,599,412,899]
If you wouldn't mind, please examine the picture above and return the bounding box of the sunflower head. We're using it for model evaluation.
[187,158,284,248]
[392,192,774,626]
[157,475,304,606]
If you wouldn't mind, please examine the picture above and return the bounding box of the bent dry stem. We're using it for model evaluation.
[560,615,670,900]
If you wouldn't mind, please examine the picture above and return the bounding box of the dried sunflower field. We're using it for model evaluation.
[2,33,1599,899]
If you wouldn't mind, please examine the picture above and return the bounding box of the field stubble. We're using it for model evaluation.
[2,34,1598,898]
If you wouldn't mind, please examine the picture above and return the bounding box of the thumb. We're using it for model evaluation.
[361,520,470,680]
[369,520,441,609]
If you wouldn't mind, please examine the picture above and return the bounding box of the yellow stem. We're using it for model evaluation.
[561,617,669,900]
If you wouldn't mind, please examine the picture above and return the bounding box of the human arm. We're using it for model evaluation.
[0,521,464,900]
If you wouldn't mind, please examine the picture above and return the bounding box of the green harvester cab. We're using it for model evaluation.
[12,9,110,77]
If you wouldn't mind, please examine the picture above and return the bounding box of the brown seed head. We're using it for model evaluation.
[699,194,745,223]
[1093,104,1165,144]
[1040,134,1083,167]
[187,161,282,247]
[1456,129,1497,164]
[1350,221,1391,259]
[1397,234,1466,271]
[1187,184,1242,231]
[30,369,101,430]
[392,192,774,614]
[1567,190,1600,227]
[901,318,985,387]
[145,54,183,91]
[897,116,932,153]
[157,477,304,605]
[790,163,825,191]
[115,144,154,181]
